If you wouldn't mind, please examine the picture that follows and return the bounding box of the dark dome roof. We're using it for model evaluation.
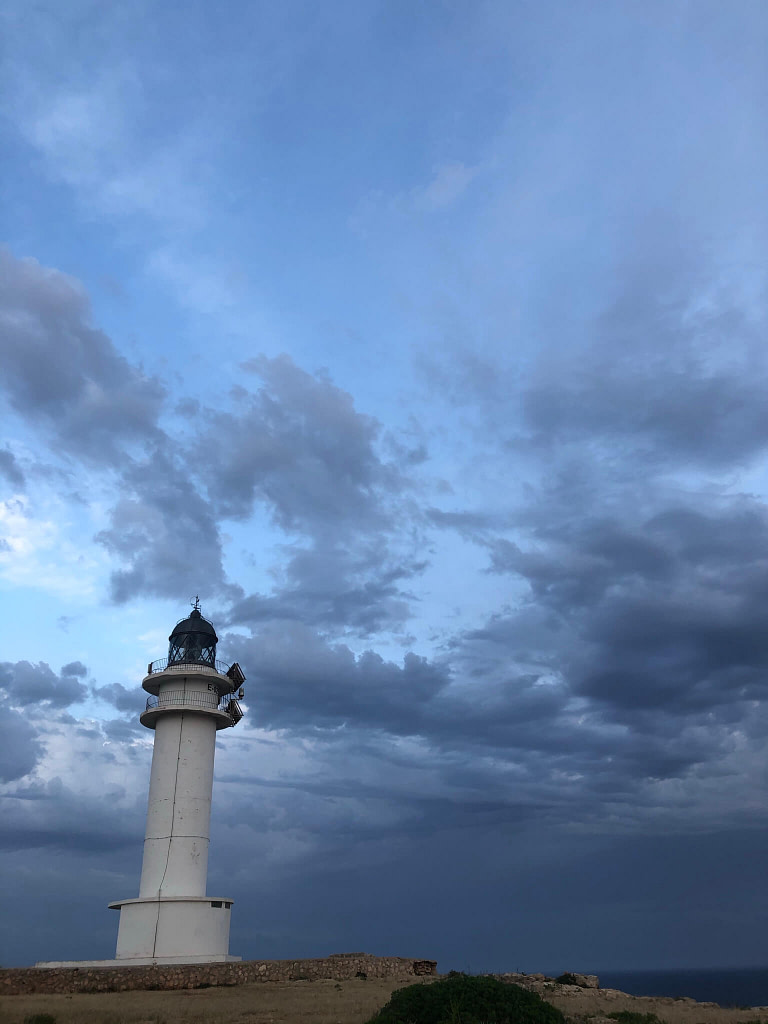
[169,607,218,643]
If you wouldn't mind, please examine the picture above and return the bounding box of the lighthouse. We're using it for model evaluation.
[108,601,245,964]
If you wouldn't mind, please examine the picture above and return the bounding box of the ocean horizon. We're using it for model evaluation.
[597,967,768,1008]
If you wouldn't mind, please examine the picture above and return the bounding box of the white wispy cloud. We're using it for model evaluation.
[412,161,481,210]
[0,496,106,598]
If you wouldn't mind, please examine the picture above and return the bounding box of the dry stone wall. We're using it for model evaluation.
[0,954,437,996]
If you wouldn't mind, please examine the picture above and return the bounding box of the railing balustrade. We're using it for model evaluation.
[144,690,232,713]
[146,657,232,676]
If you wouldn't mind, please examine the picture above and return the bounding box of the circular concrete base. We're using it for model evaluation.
[109,896,235,962]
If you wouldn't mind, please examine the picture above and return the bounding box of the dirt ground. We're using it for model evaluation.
[2,975,767,1024]
[540,984,768,1024]
[0,976,423,1024]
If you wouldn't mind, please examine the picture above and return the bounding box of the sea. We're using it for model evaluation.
[597,968,768,1008]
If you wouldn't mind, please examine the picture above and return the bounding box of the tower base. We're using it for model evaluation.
[108,896,235,962]
[35,954,242,968]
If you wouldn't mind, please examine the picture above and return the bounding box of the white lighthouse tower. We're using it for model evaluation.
[108,600,245,964]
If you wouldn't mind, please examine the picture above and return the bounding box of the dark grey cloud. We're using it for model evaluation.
[189,356,429,635]
[486,526,670,610]
[0,252,425,621]
[419,221,768,790]
[0,250,165,463]
[204,355,401,532]
[217,603,746,839]
[0,447,24,487]
[0,705,43,782]
[92,682,143,713]
[646,505,768,568]
[0,776,145,854]
[480,497,768,721]
[519,253,768,470]
[30,331,419,614]
[0,845,137,965]
[96,447,235,603]
[231,621,449,734]
[219,824,768,972]
[0,250,237,605]
[418,302,768,810]
[61,660,87,677]
[0,660,88,708]
[411,485,768,829]
[228,548,426,635]
[524,359,768,469]
[426,508,502,534]
[0,664,75,783]
[100,715,146,740]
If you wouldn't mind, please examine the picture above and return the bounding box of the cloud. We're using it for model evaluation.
[0,448,24,488]
[0,254,426,614]
[0,662,85,784]
[92,682,143,713]
[0,705,43,782]
[412,162,480,210]
[0,495,105,597]
[61,661,87,677]
[483,495,768,717]
[205,355,400,533]
[0,250,165,464]
[523,353,768,470]
[231,621,450,735]
[199,355,425,635]
[95,447,234,604]
[422,481,768,832]
[514,237,768,470]
[0,661,88,709]
[228,547,425,635]
[0,776,144,854]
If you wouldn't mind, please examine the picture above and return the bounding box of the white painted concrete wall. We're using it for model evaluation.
[139,685,217,898]
[114,898,233,960]
[111,669,238,963]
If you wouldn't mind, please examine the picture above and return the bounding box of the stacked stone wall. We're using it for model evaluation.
[0,954,437,996]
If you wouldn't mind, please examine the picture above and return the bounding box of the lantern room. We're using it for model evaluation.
[167,598,218,667]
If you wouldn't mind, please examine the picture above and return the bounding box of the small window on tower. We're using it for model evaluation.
[211,901,222,908]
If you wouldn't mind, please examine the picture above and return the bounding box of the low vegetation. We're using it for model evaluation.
[608,1012,666,1024]
[365,973,567,1024]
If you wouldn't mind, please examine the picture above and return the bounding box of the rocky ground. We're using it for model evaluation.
[493,972,768,1024]
[2,970,767,1024]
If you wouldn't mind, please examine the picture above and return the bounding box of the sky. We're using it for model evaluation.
[1,0,768,974]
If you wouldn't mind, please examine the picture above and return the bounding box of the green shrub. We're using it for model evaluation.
[608,1012,666,1024]
[555,974,580,986]
[365,974,567,1024]
[24,1015,57,1024]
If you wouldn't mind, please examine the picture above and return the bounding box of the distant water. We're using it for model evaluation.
[598,968,768,1008]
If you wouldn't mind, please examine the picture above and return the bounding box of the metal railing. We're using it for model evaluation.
[147,657,231,676]
[145,690,230,713]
